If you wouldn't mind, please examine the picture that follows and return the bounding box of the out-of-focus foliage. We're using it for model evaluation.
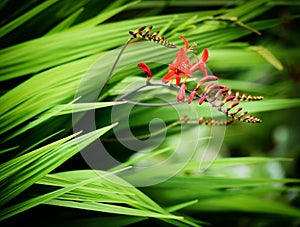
[1,0,300,226]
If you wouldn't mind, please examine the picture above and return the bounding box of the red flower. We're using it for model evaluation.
[138,62,152,80]
[162,36,193,85]
[177,83,186,102]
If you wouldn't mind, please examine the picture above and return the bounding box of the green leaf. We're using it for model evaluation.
[191,195,300,218]
[0,0,59,38]
[153,175,300,190]
[0,123,117,206]
[54,101,125,115]
[0,176,100,220]
[46,8,84,35]
[71,1,140,29]
[45,199,183,220]
[250,45,284,70]
[166,200,199,212]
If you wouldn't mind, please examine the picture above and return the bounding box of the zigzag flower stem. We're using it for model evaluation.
[111,27,264,126]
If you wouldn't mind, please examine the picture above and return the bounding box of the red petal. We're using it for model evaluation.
[201,49,209,63]
[137,62,152,78]
[180,36,189,50]
[162,71,176,82]
[172,48,191,69]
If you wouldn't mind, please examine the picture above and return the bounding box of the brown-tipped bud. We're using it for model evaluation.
[225,102,239,115]
[242,115,251,122]
[225,95,236,102]
[129,30,137,38]
[240,93,247,101]
[229,102,239,109]
[198,116,205,124]
[227,89,232,96]
[199,75,218,84]
[146,26,153,31]
[215,87,228,97]
[230,107,242,117]
[177,83,186,102]
[211,84,223,89]
[199,95,206,105]
[188,90,197,104]
[142,31,149,38]
[242,115,261,123]
[138,26,146,32]
[234,91,239,100]
[237,111,248,120]
[150,31,159,40]
[220,87,229,94]
[206,84,223,94]
[205,119,212,125]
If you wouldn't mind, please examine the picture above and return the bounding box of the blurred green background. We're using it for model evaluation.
[1,0,300,226]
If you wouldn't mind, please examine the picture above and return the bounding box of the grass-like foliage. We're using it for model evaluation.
[1,0,300,226]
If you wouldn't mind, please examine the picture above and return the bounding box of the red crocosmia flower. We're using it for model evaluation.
[137,62,152,79]
[177,83,186,102]
[162,36,193,86]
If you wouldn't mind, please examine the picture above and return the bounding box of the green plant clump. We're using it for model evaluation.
[1,0,300,226]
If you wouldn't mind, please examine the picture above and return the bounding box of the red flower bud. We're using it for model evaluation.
[188,90,197,104]
[199,96,206,105]
[199,75,218,84]
[177,83,186,102]
[201,48,209,63]
[137,62,152,80]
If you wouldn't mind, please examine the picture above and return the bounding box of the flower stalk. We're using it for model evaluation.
[112,26,264,126]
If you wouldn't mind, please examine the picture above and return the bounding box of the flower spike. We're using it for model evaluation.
[129,26,176,48]
[198,80,263,123]
[127,34,264,126]
[198,116,234,126]
[224,89,264,101]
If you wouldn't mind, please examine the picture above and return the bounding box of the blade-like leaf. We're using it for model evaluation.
[0,123,117,206]
[0,0,59,38]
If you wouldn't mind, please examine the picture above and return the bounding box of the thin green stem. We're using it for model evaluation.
[98,37,132,99]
